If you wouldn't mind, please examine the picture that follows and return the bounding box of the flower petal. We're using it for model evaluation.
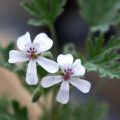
[33,33,53,53]
[70,77,91,93]
[26,60,38,85]
[8,50,29,63]
[41,75,63,88]
[37,56,59,73]
[72,59,85,76]
[17,32,31,51]
[57,54,73,67]
[56,81,69,104]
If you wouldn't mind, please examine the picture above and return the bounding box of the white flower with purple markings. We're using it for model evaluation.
[41,54,91,104]
[8,32,59,85]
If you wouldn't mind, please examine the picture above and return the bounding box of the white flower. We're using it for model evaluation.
[41,54,91,104]
[8,32,59,85]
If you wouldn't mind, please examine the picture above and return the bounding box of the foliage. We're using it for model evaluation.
[63,36,120,79]
[21,0,67,26]
[0,43,26,80]
[63,43,80,58]
[0,97,28,120]
[41,100,108,120]
[0,43,15,71]
[0,0,120,120]
[78,0,120,33]
[85,36,120,79]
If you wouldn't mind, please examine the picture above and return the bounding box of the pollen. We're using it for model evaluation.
[31,53,37,59]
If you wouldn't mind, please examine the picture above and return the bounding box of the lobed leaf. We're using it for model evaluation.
[85,36,120,79]
[22,0,67,26]
[78,0,120,33]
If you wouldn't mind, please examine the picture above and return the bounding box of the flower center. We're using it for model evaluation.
[27,47,37,59]
[63,68,73,81]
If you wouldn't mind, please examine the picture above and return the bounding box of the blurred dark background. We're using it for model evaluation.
[0,0,120,120]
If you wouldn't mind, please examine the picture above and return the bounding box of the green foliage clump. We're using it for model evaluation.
[41,100,108,120]
[0,0,120,120]
[78,0,120,32]
[0,97,28,120]
[63,36,120,79]
[22,0,67,26]
[0,43,15,71]
[85,36,120,79]
[0,43,26,80]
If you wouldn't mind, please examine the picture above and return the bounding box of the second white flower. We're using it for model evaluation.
[41,54,91,104]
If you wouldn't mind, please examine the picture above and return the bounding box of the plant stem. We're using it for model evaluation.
[50,87,58,120]
[46,24,60,119]
[49,24,59,56]
[40,23,60,119]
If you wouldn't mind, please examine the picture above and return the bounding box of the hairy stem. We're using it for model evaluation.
[49,24,59,56]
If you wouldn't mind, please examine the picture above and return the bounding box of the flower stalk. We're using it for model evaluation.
[49,24,59,56]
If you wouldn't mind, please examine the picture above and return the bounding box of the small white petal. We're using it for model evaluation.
[72,59,85,76]
[37,56,59,73]
[70,77,91,93]
[57,54,74,67]
[41,75,63,88]
[17,32,31,51]
[33,33,53,53]
[56,81,69,104]
[26,60,38,85]
[8,50,29,63]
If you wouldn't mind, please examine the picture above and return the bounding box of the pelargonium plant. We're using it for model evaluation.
[0,0,120,120]
[8,32,91,104]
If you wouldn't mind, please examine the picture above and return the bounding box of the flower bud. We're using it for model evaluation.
[32,87,42,102]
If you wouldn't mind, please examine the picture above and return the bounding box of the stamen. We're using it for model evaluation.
[63,68,74,81]
[27,47,37,59]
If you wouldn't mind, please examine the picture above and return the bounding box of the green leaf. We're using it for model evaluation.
[28,18,49,26]
[22,0,67,26]
[4,43,15,60]
[0,43,16,71]
[41,51,54,59]
[85,36,120,79]
[0,97,29,120]
[63,43,79,58]
[78,0,120,33]
[0,43,27,80]
[63,43,85,61]
[0,42,14,61]
[12,100,28,120]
